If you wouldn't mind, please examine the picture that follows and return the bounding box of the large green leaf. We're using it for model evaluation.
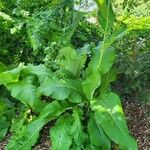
[91,92,137,150]
[0,64,49,107]
[86,49,101,74]
[0,64,48,86]
[88,114,111,150]
[6,101,66,150]
[6,119,45,150]
[71,108,86,149]
[82,72,101,100]
[59,47,86,77]
[99,47,115,74]
[38,100,67,121]
[7,76,40,107]
[20,64,48,82]
[50,116,72,150]
[95,0,116,31]
[39,77,84,103]
[0,67,21,85]
[87,47,115,75]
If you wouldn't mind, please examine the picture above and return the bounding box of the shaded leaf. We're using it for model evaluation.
[71,108,86,149]
[50,116,72,150]
[0,62,7,73]
[88,114,111,150]
[100,69,116,94]
[59,47,86,77]
[6,101,66,150]
[6,119,45,150]
[39,78,84,103]
[82,72,101,100]
[0,115,10,141]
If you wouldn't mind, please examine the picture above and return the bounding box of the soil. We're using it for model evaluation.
[123,100,150,150]
[0,100,149,150]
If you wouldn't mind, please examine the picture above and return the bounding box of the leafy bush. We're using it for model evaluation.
[114,29,150,105]
[0,1,137,149]
[0,0,81,65]
[0,0,36,65]
[71,20,103,48]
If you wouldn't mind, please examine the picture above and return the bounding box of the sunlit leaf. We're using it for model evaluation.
[91,92,137,149]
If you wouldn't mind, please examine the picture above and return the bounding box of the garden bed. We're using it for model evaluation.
[0,101,149,150]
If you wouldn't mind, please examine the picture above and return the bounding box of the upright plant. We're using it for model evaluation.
[0,0,137,149]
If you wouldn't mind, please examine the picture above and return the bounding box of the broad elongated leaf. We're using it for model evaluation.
[87,47,115,75]
[39,78,84,103]
[91,92,137,150]
[86,46,101,75]
[50,116,72,150]
[82,72,101,100]
[6,101,66,150]
[7,76,40,107]
[99,47,115,74]
[39,100,67,121]
[88,115,111,150]
[95,0,115,31]
[6,119,45,150]
[71,109,86,149]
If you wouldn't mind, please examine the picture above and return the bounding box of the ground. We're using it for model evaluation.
[123,100,150,150]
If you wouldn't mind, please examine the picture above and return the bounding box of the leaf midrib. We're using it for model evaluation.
[100,100,130,145]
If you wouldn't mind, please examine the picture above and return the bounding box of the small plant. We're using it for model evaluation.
[0,0,137,149]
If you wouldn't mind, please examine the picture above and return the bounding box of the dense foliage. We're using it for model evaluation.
[114,29,150,104]
[0,0,149,149]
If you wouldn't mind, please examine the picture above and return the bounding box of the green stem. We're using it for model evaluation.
[97,0,111,70]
